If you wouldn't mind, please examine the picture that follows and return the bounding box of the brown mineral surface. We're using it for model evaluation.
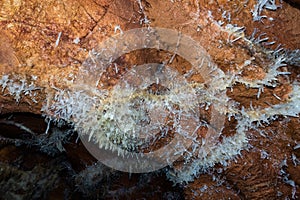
[0,0,299,199]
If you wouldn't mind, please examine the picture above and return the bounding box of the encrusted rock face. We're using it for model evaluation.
[0,0,299,199]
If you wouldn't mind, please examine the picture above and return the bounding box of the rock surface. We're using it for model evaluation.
[0,0,299,199]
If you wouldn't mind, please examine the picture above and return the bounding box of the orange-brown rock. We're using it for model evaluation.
[0,0,299,199]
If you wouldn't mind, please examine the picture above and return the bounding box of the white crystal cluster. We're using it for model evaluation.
[252,0,281,21]
[1,21,299,184]
[0,74,40,103]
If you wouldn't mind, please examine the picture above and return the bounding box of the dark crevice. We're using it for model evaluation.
[284,0,300,9]
[0,112,185,199]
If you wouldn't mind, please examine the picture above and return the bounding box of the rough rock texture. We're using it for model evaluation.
[0,0,299,199]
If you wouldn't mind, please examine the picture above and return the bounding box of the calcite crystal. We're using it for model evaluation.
[0,0,299,199]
